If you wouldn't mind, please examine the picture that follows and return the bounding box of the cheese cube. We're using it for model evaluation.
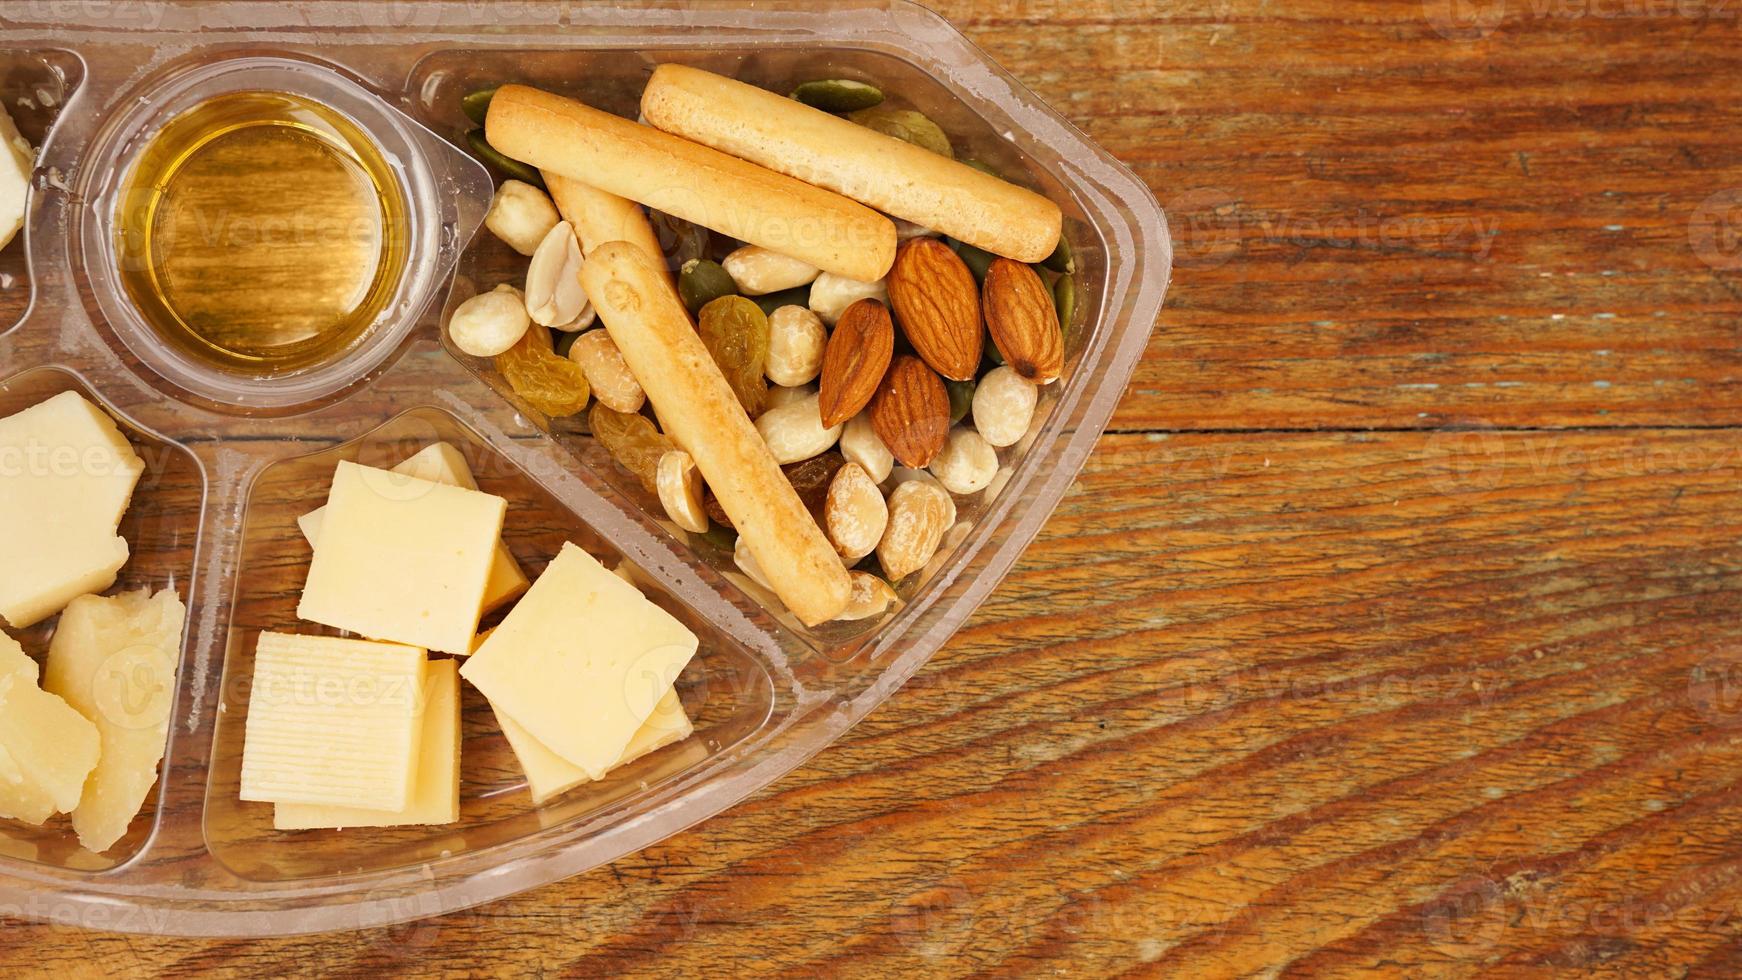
[273,658,461,830]
[0,103,32,251]
[0,391,144,628]
[495,688,692,804]
[297,443,528,619]
[43,588,185,853]
[0,656,101,816]
[239,632,428,811]
[297,460,506,655]
[0,633,56,824]
[460,542,699,779]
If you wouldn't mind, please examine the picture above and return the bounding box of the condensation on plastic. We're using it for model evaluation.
[0,1,1170,936]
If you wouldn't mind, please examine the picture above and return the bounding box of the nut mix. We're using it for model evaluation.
[455,65,1080,623]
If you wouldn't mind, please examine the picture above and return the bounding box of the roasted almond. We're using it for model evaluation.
[983,258,1063,384]
[817,298,895,428]
[886,238,982,381]
[869,354,951,468]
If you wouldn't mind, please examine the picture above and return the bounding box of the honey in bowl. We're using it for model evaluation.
[114,91,408,375]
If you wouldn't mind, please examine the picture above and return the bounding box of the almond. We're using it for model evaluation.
[869,354,950,468]
[983,258,1063,384]
[817,298,894,428]
[886,238,982,381]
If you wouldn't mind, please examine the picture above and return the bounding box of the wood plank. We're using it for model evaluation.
[9,428,1741,973]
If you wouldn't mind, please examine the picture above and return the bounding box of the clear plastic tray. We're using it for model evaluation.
[0,0,1169,935]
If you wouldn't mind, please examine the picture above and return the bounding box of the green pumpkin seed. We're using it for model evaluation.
[650,210,709,268]
[464,129,543,188]
[1043,235,1075,275]
[552,329,582,359]
[985,339,1006,367]
[847,107,954,158]
[460,86,497,126]
[1054,272,1077,335]
[962,159,1001,178]
[945,380,975,425]
[753,285,811,318]
[679,258,739,316]
[698,524,738,551]
[947,238,996,284]
[791,79,885,114]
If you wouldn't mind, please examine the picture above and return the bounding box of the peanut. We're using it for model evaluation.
[723,244,822,295]
[808,272,888,325]
[448,284,530,357]
[656,450,709,533]
[971,365,1038,448]
[929,427,998,495]
[754,391,843,464]
[569,329,645,413]
[484,179,560,256]
[766,305,827,387]
[836,571,899,621]
[840,412,895,483]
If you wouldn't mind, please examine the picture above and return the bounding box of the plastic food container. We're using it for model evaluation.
[0,0,1169,935]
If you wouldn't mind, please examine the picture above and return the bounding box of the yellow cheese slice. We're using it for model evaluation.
[239,632,428,811]
[0,391,144,628]
[297,460,506,655]
[495,688,693,804]
[43,588,185,853]
[460,542,699,779]
[0,662,101,815]
[297,443,528,619]
[273,658,461,830]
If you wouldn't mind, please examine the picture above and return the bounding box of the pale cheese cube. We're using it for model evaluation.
[460,542,698,779]
[43,588,185,853]
[297,443,528,618]
[495,688,692,804]
[273,658,461,830]
[0,662,101,816]
[239,632,428,811]
[297,460,506,655]
[0,633,55,823]
[0,103,31,251]
[0,391,144,628]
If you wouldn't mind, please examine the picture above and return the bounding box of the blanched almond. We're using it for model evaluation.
[825,462,888,563]
[877,479,952,582]
[836,571,899,621]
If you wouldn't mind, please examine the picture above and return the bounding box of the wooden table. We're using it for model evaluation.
[14,0,1742,974]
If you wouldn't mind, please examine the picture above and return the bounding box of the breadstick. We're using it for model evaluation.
[580,241,852,625]
[640,64,1063,264]
[487,85,895,283]
[542,171,666,269]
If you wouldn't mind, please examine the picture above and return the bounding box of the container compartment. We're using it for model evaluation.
[204,407,779,881]
[414,45,1103,661]
[0,48,82,339]
[0,366,202,872]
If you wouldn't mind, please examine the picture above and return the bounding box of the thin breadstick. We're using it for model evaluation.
[542,171,666,270]
[580,241,852,625]
[640,64,1063,264]
[487,85,895,283]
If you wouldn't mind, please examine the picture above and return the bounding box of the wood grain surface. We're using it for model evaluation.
[7,0,1742,975]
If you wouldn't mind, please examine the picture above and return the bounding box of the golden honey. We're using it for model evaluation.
[115,91,407,374]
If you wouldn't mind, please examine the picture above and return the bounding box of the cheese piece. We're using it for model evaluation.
[460,542,699,778]
[0,660,101,816]
[495,688,692,804]
[239,632,428,811]
[297,443,528,618]
[43,588,185,853]
[0,633,56,824]
[0,103,31,251]
[0,391,144,628]
[273,658,461,830]
[297,460,506,655]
